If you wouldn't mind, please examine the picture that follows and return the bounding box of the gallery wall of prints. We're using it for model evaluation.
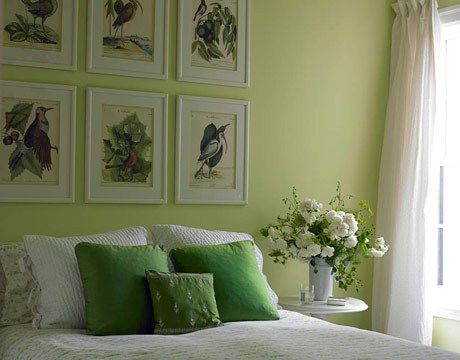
[0,0,250,204]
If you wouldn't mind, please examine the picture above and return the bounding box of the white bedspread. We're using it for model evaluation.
[0,310,458,360]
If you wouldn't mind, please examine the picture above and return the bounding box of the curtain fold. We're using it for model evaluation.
[372,0,442,345]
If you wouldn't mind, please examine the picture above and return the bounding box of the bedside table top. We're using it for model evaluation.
[279,296,368,315]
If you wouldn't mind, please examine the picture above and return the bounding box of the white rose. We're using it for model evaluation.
[307,244,321,257]
[299,198,313,213]
[296,232,314,248]
[369,248,385,257]
[376,237,385,248]
[326,210,338,222]
[328,220,349,239]
[343,213,358,235]
[321,246,335,258]
[337,211,345,218]
[344,235,358,248]
[302,212,317,225]
[275,238,288,251]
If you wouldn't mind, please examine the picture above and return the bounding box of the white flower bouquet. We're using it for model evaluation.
[260,184,389,291]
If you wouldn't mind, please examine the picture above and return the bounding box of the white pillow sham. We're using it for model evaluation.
[150,224,279,308]
[0,243,34,326]
[23,227,148,329]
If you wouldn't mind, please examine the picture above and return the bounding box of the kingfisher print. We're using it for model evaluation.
[2,100,59,182]
[195,122,230,180]
[190,111,236,189]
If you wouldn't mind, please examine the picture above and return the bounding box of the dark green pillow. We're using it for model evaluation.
[170,241,280,323]
[75,243,169,335]
[146,271,222,334]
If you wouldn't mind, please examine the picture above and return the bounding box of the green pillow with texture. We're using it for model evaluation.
[146,271,222,334]
[75,243,169,335]
[170,240,280,323]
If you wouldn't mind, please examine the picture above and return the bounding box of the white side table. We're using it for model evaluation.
[279,296,368,320]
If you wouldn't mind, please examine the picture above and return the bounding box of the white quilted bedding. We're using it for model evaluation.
[0,310,458,360]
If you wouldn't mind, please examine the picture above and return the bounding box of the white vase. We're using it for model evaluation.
[309,258,333,301]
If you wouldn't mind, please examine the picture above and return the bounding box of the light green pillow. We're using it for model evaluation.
[170,241,280,323]
[75,243,169,335]
[146,271,222,334]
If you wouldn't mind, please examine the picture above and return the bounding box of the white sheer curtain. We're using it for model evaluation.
[372,0,442,345]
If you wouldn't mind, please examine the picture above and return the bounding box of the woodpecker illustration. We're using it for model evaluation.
[193,0,207,21]
[10,106,57,172]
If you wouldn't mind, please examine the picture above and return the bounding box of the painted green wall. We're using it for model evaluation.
[0,0,393,331]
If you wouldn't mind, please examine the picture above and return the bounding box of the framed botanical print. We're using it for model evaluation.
[1,0,78,70]
[0,81,76,202]
[86,88,167,204]
[176,95,249,204]
[177,0,250,87]
[87,0,169,79]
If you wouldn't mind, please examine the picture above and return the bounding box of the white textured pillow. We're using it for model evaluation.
[150,225,279,308]
[23,227,148,329]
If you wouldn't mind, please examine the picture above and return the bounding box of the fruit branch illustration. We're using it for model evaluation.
[103,0,153,57]
[3,103,58,181]
[192,1,238,62]
[195,123,230,180]
[3,0,59,45]
[102,112,152,183]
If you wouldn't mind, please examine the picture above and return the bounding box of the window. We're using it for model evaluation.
[435,6,460,319]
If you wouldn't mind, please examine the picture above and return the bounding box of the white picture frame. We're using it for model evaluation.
[1,0,78,70]
[87,0,169,79]
[86,88,168,204]
[0,81,76,203]
[177,0,250,87]
[176,95,249,204]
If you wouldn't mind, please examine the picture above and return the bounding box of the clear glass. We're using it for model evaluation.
[300,284,314,305]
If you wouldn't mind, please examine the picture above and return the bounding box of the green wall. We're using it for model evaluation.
[0,0,393,331]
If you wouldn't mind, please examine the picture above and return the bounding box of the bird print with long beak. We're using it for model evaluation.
[9,106,58,174]
[112,0,144,38]
[195,123,230,179]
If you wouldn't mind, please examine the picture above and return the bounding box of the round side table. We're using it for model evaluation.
[279,296,368,320]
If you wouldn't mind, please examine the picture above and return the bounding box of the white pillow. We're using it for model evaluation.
[150,225,279,308]
[23,227,148,329]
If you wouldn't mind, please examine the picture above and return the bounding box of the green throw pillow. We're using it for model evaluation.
[75,243,169,335]
[170,241,280,323]
[146,271,222,334]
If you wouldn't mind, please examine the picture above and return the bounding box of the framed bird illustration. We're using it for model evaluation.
[86,88,168,204]
[176,95,249,205]
[0,81,76,203]
[177,0,250,87]
[1,0,77,70]
[87,0,169,79]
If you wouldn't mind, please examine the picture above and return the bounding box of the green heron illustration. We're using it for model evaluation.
[21,0,58,29]
[193,0,207,21]
[194,123,230,179]
[10,106,58,171]
[112,0,144,38]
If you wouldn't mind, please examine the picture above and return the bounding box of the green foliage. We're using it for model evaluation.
[102,113,152,184]
[105,0,115,18]
[193,3,237,62]
[4,14,58,44]
[4,103,33,134]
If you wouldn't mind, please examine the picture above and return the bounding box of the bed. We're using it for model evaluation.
[1,310,458,360]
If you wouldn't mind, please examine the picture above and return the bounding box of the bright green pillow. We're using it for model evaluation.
[146,271,222,334]
[75,243,169,335]
[170,241,280,323]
